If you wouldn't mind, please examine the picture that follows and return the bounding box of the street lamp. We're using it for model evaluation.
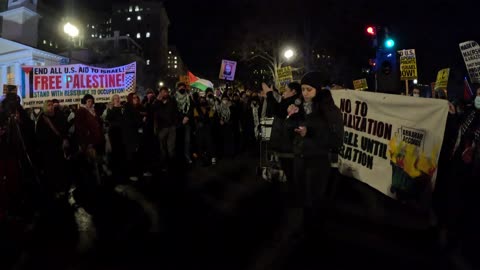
[283,49,294,60]
[159,81,164,87]
[63,22,79,38]
[64,22,79,64]
[413,79,418,84]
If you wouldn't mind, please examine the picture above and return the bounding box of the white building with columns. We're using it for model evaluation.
[0,38,64,101]
[0,0,65,101]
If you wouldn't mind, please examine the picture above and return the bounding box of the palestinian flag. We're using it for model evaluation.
[188,71,214,91]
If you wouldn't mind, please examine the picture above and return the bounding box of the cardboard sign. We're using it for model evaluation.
[399,49,418,80]
[219,60,237,81]
[435,68,450,91]
[353,78,368,90]
[459,41,480,84]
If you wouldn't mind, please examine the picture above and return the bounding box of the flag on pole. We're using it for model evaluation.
[188,71,214,91]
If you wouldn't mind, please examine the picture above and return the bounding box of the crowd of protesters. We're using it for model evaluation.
[0,70,479,261]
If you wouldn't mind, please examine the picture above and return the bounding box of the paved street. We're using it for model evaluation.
[0,152,470,270]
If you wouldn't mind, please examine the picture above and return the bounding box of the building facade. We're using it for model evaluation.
[111,0,169,87]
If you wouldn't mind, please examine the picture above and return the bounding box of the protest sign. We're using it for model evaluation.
[353,78,368,90]
[331,90,448,201]
[399,49,418,80]
[20,62,136,107]
[219,60,237,81]
[459,41,480,84]
[434,68,449,91]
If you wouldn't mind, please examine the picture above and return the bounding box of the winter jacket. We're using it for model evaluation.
[267,92,299,154]
[153,98,178,129]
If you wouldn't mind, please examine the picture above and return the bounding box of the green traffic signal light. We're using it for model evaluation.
[385,38,395,48]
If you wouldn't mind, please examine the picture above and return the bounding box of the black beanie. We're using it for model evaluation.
[301,71,328,91]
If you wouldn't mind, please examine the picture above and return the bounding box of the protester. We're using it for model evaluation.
[193,96,216,165]
[218,95,234,158]
[412,88,421,97]
[123,93,143,181]
[266,81,301,186]
[154,87,178,171]
[175,83,194,164]
[140,89,157,176]
[104,94,125,178]
[35,100,68,198]
[286,71,344,229]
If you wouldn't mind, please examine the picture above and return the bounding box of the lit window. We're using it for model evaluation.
[49,42,52,46]
[146,32,150,38]
[135,5,139,11]
[174,56,177,59]
[92,25,95,29]
[136,33,140,39]
[87,24,89,27]
[137,16,141,21]
[91,34,95,37]
[174,61,177,64]
[168,51,172,54]
[117,9,121,13]
[174,65,177,69]
[55,44,58,48]
[129,6,132,12]
[127,17,131,21]
[43,40,46,44]
[167,66,170,68]
[99,35,102,39]
[168,57,170,59]
[146,59,150,65]
[126,33,130,37]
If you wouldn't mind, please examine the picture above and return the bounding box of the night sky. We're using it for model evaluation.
[50,0,480,86]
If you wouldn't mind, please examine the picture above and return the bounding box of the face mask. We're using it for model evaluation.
[179,89,186,95]
[413,94,420,97]
[475,96,480,110]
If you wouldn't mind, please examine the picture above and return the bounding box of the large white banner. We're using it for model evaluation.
[459,41,480,84]
[20,62,136,108]
[331,90,449,201]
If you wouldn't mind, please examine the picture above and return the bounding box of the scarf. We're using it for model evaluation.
[303,101,313,115]
[454,110,480,155]
[175,92,190,114]
[219,102,231,122]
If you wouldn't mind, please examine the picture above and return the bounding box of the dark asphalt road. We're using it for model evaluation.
[0,152,473,270]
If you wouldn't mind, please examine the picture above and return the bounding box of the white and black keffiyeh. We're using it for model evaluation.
[175,92,190,114]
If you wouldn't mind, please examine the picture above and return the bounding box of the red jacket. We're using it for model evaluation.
[75,107,104,148]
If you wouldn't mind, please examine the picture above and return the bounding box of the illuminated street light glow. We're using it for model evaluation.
[284,49,294,59]
[413,79,418,84]
[63,22,79,37]
[384,38,395,48]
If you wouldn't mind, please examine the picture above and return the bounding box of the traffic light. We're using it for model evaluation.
[366,26,376,36]
[384,38,395,48]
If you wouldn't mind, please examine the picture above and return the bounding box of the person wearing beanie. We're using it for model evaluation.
[285,71,344,231]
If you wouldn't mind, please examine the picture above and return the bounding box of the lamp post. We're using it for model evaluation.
[63,22,79,63]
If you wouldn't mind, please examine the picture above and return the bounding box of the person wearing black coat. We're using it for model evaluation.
[36,100,68,197]
[286,72,344,227]
[265,82,301,187]
[123,93,143,181]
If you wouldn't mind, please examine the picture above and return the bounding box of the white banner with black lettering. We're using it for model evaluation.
[331,90,448,201]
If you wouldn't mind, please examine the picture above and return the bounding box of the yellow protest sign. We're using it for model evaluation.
[399,49,418,80]
[277,66,293,82]
[353,78,368,90]
[435,68,449,90]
